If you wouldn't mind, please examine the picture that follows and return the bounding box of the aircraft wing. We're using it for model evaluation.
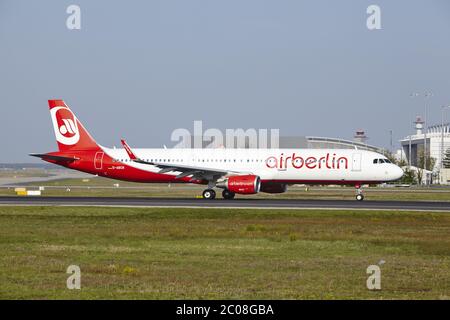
[120,139,239,180]
[141,160,230,180]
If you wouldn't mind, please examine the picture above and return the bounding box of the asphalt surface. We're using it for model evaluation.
[0,196,450,211]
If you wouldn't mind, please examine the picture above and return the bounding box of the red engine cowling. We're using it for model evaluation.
[217,175,261,194]
[260,182,287,194]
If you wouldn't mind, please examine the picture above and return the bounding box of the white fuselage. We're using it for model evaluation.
[102,147,403,184]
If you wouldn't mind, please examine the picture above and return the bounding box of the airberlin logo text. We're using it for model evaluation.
[266,153,348,170]
[50,106,80,146]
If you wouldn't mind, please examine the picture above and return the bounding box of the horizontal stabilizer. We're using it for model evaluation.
[29,153,80,162]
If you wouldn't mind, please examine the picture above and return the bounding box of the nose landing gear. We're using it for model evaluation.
[355,184,364,201]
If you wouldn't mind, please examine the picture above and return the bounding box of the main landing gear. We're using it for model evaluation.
[355,184,364,201]
[222,189,235,200]
[202,189,216,200]
[202,188,236,200]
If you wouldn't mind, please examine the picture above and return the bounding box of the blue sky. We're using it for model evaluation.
[1,0,450,162]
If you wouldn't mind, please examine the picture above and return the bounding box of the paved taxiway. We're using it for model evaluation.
[0,196,450,211]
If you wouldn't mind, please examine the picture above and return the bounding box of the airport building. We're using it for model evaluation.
[174,130,386,154]
[399,116,450,184]
[281,131,384,153]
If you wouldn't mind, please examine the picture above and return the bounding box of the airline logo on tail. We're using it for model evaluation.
[50,106,80,145]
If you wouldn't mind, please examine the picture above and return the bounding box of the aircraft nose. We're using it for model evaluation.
[392,165,404,180]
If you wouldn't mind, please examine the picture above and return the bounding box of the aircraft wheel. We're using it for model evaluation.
[202,189,216,200]
[222,189,235,200]
[356,194,364,201]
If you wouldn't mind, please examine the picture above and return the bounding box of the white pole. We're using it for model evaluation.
[442,106,450,182]
[442,107,445,171]
[424,104,428,184]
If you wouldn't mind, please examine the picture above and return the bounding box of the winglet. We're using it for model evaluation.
[120,139,137,160]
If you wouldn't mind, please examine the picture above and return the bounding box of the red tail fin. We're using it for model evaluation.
[48,100,99,151]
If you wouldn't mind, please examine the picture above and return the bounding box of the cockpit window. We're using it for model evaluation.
[374,158,392,164]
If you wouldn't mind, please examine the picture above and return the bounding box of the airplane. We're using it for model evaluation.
[31,100,404,201]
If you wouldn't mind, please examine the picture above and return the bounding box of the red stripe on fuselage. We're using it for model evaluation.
[41,149,204,184]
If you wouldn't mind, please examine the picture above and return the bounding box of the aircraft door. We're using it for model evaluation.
[94,152,104,170]
[352,153,361,172]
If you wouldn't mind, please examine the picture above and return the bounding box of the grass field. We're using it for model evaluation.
[0,206,449,299]
[0,169,51,178]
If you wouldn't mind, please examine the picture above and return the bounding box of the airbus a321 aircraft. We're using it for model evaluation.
[31,100,403,201]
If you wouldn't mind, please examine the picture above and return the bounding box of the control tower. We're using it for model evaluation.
[353,129,368,144]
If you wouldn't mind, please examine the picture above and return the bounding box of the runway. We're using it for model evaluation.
[1,196,450,211]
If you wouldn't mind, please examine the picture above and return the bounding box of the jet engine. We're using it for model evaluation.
[216,175,261,194]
